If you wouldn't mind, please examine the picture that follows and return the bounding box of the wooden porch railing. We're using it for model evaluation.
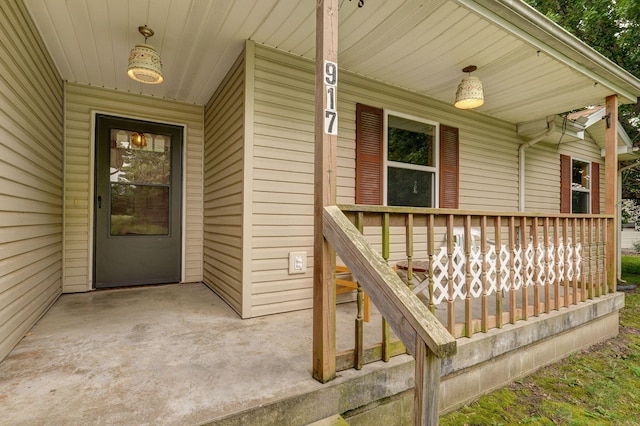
[335,204,615,364]
[323,206,457,425]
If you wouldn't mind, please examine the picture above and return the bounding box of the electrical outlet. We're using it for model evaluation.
[288,251,307,275]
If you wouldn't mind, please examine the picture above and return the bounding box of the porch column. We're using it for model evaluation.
[605,95,618,291]
[313,0,338,383]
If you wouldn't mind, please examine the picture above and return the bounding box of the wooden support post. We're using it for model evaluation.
[605,95,618,292]
[312,0,338,384]
[414,337,441,426]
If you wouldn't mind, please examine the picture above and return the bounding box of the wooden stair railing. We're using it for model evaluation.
[323,206,457,425]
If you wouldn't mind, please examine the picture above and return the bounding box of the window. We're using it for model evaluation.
[560,154,600,214]
[355,103,458,208]
[385,113,438,207]
[571,159,590,213]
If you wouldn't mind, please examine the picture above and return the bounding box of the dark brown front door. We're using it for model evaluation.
[94,114,182,288]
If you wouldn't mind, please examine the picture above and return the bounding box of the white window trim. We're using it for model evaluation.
[571,157,591,214]
[383,110,439,207]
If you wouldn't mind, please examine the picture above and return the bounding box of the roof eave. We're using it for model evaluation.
[455,0,640,104]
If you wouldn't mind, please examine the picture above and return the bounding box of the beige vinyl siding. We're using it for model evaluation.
[525,141,604,213]
[248,44,521,316]
[203,49,246,316]
[0,0,63,360]
[63,83,204,292]
[250,45,315,316]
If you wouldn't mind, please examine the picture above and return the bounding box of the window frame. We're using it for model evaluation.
[382,110,440,207]
[571,157,591,214]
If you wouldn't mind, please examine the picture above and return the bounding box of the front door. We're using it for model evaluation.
[94,114,182,288]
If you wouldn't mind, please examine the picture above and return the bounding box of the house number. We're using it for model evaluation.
[324,60,338,135]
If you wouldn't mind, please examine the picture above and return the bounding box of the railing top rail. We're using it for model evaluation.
[337,204,615,220]
[324,206,457,358]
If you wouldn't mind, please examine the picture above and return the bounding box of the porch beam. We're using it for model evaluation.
[605,95,617,291]
[312,0,338,384]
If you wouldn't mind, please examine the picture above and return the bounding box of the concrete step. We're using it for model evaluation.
[307,414,349,426]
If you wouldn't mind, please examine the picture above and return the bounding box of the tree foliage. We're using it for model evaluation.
[525,0,640,200]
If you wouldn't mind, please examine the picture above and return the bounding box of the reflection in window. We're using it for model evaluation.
[109,129,172,236]
[571,159,590,213]
[386,114,437,207]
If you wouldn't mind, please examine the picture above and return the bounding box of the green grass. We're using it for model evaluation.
[439,290,640,426]
[621,255,640,284]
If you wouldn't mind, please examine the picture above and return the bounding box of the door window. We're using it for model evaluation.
[109,129,171,236]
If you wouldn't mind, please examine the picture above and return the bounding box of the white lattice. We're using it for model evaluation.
[525,243,535,287]
[500,245,511,291]
[414,237,583,305]
[451,246,466,300]
[431,247,448,304]
[565,244,574,280]
[546,243,556,284]
[486,246,498,294]
[557,243,566,282]
[469,247,483,297]
[512,246,523,290]
[536,244,546,285]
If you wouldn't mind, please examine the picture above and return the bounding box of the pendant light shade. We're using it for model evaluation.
[127,26,163,84]
[454,66,484,109]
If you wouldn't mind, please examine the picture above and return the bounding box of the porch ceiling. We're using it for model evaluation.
[23,0,640,124]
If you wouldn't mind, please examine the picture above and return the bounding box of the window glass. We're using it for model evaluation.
[109,129,172,235]
[386,114,437,207]
[388,115,435,167]
[571,159,590,213]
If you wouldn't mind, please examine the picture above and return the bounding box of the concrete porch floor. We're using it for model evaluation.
[0,283,414,425]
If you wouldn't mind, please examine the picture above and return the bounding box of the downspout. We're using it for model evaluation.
[519,117,555,212]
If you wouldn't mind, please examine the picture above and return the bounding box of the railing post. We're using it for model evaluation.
[414,337,441,426]
[355,212,364,370]
[382,212,391,361]
[312,0,338,384]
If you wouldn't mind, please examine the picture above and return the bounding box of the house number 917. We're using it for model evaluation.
[324,60,338,135]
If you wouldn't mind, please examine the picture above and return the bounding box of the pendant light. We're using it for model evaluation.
[454,65,484,109]
[127,25,163,84]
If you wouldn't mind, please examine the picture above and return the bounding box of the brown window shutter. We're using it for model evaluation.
[439,125,459,209]
[355,103,383,205]
[560,154,571,213]
[591,161,600,214]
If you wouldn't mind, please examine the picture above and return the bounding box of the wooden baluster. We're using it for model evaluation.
[562,217,570,307]
[382,212,391,361]
[553,217,560,311]
[520,216,529,320]
[602,218,609,295]
[406,213,414,292]
[446,214,455,335]
[580,217,587,301]
[495,216,503,328]
[571,218,578,304]
[588,218,595,299]
[543,217,551,314]
[481,216,489,333]
[531,217,540,316]
[595,218,602,297]
[427,214,436,314]
[508,216,517,324]
[464,215,473,337]
[354,211,364,370]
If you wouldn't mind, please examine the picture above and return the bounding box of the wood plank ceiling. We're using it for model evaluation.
[23,0,640,124]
